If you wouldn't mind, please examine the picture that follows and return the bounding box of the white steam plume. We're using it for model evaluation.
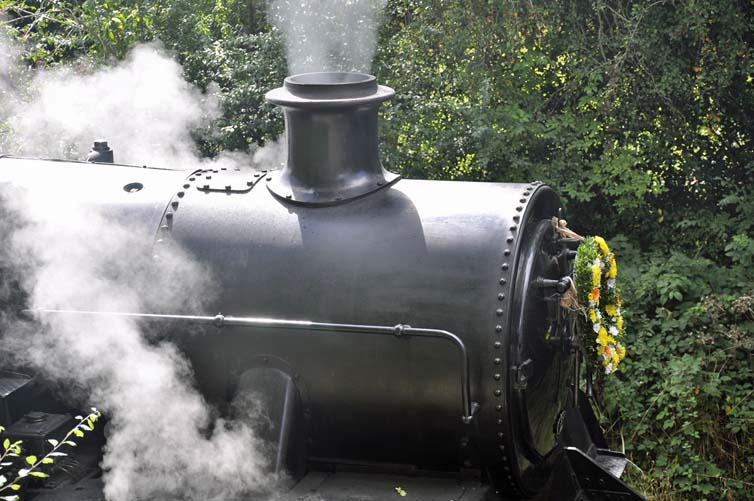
[0,189,272,500]
[267,0,388,75]
[0,33,273,501]
[0,35,222,168]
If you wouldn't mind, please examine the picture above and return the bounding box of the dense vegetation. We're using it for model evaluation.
[1,0,753,499]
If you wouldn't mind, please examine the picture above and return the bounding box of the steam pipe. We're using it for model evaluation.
[26,308,479,424]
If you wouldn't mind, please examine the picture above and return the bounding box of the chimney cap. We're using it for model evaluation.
[266,71,394,108]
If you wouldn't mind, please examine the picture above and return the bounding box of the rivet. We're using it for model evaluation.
[495,325,503,332]
[221,167,227,171]
[254,172,261,177]
[171,201,179,209]
[497,432,504,439]
[183,184,190,189]
[203,184,210,190]
[498,293,505,301]
[504,249,510,256]
[516,206,523,212]
[496,309,503,316]
[493,357,501,365]
[501,263,509,271]
[266,176,272,181]
[225,185,232,191]
[189,177,196,181]
[507,237,514,243]
[494,389,502,396]
[499,278,507,285]
[496,404,503,411]
[494,373,501,380]
[206,175,212,179]
[286,194,292,199]
[494,341,501,348]
[513,215,520,222]
[520,198,526,203]
[509,226,517,232]
[177,191,185,198]
[497,419,503,425]
[504,465,511,472]
[165,212,173,219]
[247,181,254,186]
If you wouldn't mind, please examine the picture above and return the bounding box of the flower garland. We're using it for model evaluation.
[573,235,626,374]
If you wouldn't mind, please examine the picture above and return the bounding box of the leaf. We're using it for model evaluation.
[72,429,84,438]
[48,452,67,457]
[41,458,54,464]
[47,439,59,447]
[9,485,19,491]
[2,439,8,450]
[0,495,20,501]
[29,471,49,478]
[25,455,37,465]
[63,441,77,447]
[17,469,29,478]
[0,474,6,486]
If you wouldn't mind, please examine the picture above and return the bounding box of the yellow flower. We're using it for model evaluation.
[605,304,617,317]
[594,236,609,256]
[597,326,608,345]
[616,316,624,332]
[591,265,601,286]
[617,344,626,360]
[589,309,597,322]
[607,254,618,278]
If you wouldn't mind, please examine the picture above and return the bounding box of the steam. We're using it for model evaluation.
[0,37,220,167]
[268,0,388,74]
[0,34,272,500]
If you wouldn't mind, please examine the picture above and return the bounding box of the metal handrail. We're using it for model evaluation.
[28,309,480,424]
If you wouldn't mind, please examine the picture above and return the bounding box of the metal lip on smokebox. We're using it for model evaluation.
[266,71,395,107]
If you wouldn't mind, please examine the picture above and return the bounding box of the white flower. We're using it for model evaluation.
[609,325,619,337]
[605,363,614,374]
[606,278,616,289]
[593,323,601,333]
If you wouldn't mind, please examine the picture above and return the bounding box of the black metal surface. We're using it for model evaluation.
[265,72,400,205]
[86,140,113,163]
[29,310,478,425]
[0,370,33,426]
[5,412,72,456]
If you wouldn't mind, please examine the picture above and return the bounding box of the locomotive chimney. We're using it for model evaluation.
[265,72,399,205]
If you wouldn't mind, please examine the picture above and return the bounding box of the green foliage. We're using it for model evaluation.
[0,409,101,501]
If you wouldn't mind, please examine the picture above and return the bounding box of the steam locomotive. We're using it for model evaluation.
[0,72,644,500]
